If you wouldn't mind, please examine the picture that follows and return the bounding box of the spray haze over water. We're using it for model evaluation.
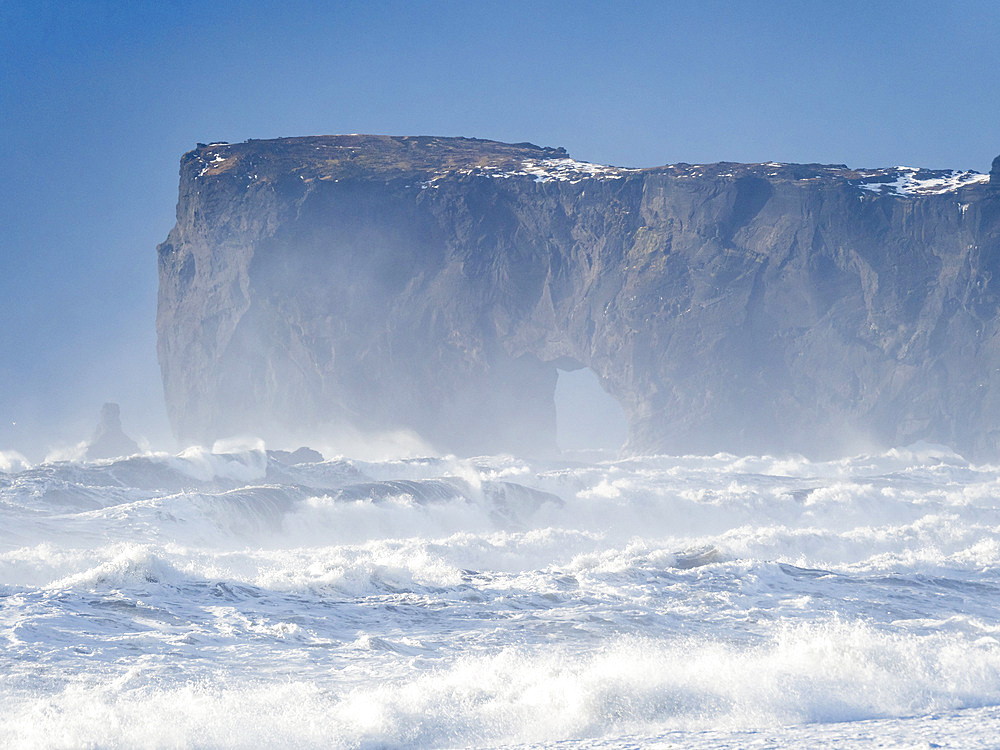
[4,438,1000,747]
[10,134,1000,746]
[5,1,1000,745]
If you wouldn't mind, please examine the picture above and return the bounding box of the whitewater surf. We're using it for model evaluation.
[2,444,1000,748]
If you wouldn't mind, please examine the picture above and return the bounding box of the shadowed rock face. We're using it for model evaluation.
[157,135,1000,459]
[86,403,139,460]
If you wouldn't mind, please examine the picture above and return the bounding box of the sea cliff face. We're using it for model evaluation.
[157,135,1000,458]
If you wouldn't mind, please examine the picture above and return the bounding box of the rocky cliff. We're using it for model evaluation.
[157,135,1000,459]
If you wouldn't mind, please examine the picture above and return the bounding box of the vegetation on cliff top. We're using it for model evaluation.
[185,135,994,197]
[186,134,569,183]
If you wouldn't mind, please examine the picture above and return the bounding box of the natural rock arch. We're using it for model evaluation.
[554,364,629,452]
[158,136,1000,459]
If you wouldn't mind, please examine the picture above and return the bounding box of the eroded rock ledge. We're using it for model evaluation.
[157,135,1000,459]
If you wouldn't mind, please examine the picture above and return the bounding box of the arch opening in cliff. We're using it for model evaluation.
[157,136,1000,462]
[554,364,628,454]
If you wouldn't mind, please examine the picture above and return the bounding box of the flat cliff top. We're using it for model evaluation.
[186,134,571,183]
[185,134,992,196]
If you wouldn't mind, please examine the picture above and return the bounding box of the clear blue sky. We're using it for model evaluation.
[2,0,998,458]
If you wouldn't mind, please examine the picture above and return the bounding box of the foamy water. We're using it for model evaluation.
[2,444,1000,748]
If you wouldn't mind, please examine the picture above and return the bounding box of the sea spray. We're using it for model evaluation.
[3,446,1000,747]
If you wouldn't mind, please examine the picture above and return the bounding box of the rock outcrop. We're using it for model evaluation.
[157,135,1000,459]
[85,403,139,460]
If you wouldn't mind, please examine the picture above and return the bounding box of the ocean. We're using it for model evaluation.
[2,443,1000,748]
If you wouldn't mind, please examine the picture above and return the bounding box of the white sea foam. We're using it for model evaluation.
[3,446,1000,747]
[167,443,268,483]
[3,624,999,748]
[0,450,31,473]
[42,440,87,463]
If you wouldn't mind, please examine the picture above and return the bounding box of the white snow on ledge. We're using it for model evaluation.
[508,158,637,183]
[196,152,231,178]
[856,168,989,196]
[420,158,635,188]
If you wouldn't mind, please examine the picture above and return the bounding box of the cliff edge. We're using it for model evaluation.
[157,135,1000,459]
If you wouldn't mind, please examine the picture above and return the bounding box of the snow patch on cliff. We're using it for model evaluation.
[196,153,232,178]
[419,158,635,188]
[857,168,988,196]
[513,158,636,183]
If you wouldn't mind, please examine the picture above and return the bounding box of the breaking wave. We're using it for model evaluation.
[3,443,1000,747]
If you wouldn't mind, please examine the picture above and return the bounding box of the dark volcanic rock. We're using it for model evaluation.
[86,403,140,460]
[157,135,1000,460]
